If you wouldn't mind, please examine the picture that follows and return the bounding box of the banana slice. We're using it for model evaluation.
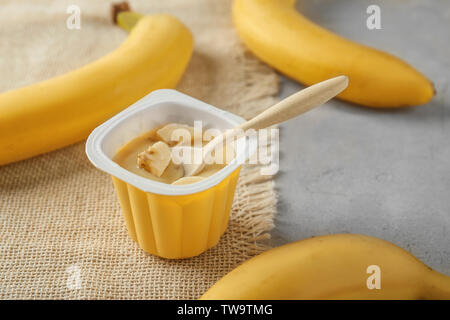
[172,176,205,185]
[161,161,184,183]
[137,141,171,177]
[157,123,201,146]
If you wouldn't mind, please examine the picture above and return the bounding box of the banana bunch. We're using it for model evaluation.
[233,0,434,107]
[201,234,450,299]
[0,10,193,165]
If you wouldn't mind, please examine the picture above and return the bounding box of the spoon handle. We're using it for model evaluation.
[184,76,348,177]
[239,75,348,131]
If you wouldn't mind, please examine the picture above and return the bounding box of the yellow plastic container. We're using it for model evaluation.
[86,89,256,259]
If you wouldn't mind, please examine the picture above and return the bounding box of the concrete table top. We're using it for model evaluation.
[272,0,450,274]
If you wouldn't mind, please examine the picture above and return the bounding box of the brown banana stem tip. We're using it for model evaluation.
[111,1,131,24]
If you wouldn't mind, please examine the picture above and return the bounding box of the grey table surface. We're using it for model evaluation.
[271,0,450,274]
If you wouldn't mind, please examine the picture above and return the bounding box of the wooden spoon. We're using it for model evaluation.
[181,75,349,176]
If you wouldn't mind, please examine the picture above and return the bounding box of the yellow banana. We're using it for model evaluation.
[0,12,193,165]
[233,0,434,107]
[201,234,450,299]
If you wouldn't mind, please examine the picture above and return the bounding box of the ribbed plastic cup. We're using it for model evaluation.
[86,89,256,259]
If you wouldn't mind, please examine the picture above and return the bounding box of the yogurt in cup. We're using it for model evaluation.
[86,89,256,259]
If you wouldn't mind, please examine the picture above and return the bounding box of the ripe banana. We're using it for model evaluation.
[157,123,198,146]
[200,234,450,299]
[233,0,434,107]
[0,12,193,165]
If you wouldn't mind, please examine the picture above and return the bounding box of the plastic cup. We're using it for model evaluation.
[86,89,256,259]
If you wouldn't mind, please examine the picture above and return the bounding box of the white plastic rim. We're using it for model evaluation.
[86,89,257,196]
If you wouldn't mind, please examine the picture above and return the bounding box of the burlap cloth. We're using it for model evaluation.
[0,0,279,299]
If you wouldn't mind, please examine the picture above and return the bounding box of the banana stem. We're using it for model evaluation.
[112,2,144,32]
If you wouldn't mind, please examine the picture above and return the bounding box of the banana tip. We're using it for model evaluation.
[341,75,349,87]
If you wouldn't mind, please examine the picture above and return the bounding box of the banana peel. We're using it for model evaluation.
[232,0,434,108]
[201,234,450,300]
